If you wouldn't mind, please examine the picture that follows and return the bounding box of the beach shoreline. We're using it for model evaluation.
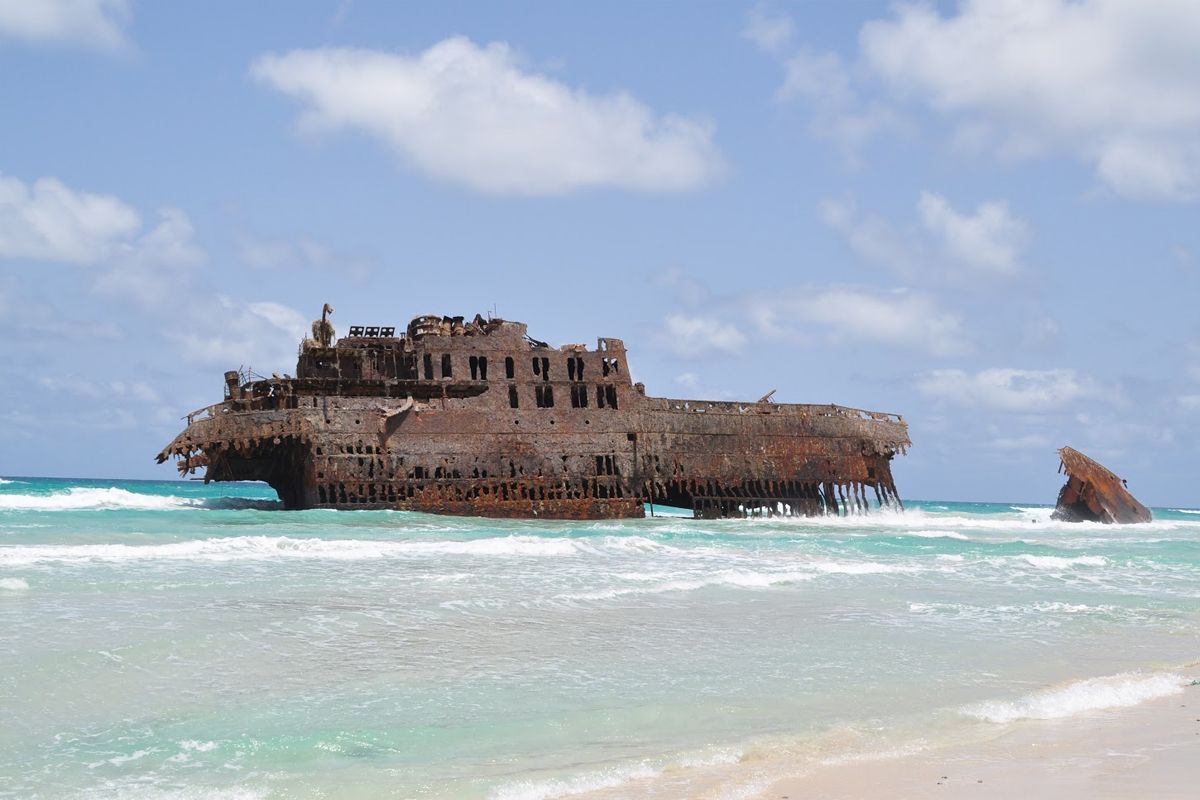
[751,685,1199,800]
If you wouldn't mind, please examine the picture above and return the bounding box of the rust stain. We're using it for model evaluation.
[157,310,911,519]
[1051,446,1151,524]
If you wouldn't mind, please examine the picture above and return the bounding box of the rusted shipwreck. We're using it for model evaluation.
[157,312,910,519]
[1052,446,1151,524]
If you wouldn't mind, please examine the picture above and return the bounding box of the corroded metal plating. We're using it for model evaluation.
[158,312,911,519]
[1052,446,1151,524]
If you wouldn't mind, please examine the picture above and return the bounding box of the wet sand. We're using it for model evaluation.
[754,687,1200,799]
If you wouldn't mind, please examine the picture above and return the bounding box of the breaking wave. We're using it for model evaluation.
[561,570,817,601]
[0,534,682,565]
[963,671,1187,723]
[0,488,196,512]
[0,577,30,591]
[1018,554,1108,570]
[903,530,970,540]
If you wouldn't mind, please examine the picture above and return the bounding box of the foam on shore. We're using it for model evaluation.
[963,671,1187,723]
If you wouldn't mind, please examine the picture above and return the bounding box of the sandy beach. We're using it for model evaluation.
[754,685,1199,800]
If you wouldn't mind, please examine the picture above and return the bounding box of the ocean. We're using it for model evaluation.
[1,476,1197,799]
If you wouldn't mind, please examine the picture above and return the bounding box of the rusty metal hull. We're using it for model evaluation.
[1051,446,1151,524]
[158,314,910,519]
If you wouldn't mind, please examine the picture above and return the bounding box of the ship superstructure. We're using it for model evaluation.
[158,313,910,519]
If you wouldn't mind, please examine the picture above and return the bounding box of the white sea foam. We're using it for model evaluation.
[1175,509,1200,515]
[74,783,264,800]
[904,530,970,540]
[807,560,917,575]
[562,570,816,601]
[490,762,661,800]
[0,577,29,591]
[963,671,1187,723]
[1019,554,1107,570]
[179,740,218,752]
[0,534,677,565]
[0,487,194,512]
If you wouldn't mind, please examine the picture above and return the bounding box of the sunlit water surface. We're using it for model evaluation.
[1,477,1197,798]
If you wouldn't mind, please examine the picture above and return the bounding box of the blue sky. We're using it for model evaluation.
[0,0,1197,506]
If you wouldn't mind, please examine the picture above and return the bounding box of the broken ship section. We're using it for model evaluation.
[158,314,910,519]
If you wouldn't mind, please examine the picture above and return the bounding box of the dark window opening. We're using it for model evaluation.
[508,385,519,408]
[470,355,479,380]
[505,356,515,379]
[423,353,433,379]
[535,385,555,408]
[441,354,452,378]
[534,356,550,381]
[570,384,588,408]
[479,356,487,381]
[605,385,618,409]
[596,384,606,408]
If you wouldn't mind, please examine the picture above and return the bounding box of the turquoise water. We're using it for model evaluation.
[1,476,1198,799]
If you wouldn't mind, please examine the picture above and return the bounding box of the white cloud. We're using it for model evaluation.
[0,173,141,264]
[90,208,205,309]
[917,191,1028,275]
[745,8,901,162]
[0,0,130,52]
[916,368,1100,412]
[250,37,725,195]
[743,4,794,55]
[860,0,1200,201]
[1176,394,1200,412]
[0,173,206,310]
[989,432,1053,451]
[237,234,371,279]
[822,191,1029,280]
[656,313,747,358]
[171,297,308,371]
[748,286,969,357]
[37,376,160,403]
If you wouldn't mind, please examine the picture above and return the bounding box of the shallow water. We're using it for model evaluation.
[1,477,1197,798]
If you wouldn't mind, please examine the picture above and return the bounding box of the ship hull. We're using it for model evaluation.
[158,315,910,519]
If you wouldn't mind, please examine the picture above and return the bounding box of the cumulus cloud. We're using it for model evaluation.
[859,0,1200,201]
[748,286,969,357]
[0,172,307,372]
[655,313,748,358]
[743,4,794,55]
[250,37,725,195]
[822,191,1030,280]
[916,368,1101,412]
[745,9,900,161]
[171,297,308,371]
[917,191,1028,276]
[0,0,131,52]
[0,173,141,264]
[237,234,371,279]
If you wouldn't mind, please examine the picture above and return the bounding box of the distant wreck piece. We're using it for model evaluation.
[156,308,910,519]
[1051,446,1151,524]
